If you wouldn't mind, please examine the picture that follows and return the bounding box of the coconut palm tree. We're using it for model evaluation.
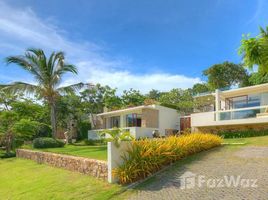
[1,48,83,138]
[239,26,268,73]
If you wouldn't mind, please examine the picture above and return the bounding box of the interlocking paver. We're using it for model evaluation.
[128,146,268,200]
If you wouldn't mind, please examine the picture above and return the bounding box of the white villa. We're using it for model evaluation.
[191,83,268,132]
[88,104,180,139]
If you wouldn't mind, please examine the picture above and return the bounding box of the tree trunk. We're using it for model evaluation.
[50,102,57,138]
[6,133,12,154]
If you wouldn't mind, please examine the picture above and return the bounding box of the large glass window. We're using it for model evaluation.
[110,116,120,128]
[126,113,142,127]
[225,94,260,110]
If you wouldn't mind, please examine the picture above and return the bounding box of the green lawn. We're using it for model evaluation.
[0,158,122,200]
[224,135,268,146]
[22,145,107,160]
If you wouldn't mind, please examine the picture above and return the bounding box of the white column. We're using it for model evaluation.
[107,141,131,183]
[120,114,125,128]
[215,89,220,121]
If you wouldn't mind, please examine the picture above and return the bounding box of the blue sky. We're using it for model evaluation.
[0,0,268,93]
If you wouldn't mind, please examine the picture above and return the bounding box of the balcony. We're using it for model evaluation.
[191,105,268,127]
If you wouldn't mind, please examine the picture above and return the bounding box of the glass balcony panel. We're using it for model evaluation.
[219,108,265,121]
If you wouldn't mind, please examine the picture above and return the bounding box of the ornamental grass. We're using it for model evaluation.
[113,133,222,184]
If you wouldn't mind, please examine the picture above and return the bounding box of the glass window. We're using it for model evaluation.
[126,113,142,127]
[110,116,120,128]
[225,94,260,110]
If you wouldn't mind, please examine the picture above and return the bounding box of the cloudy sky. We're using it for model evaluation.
[0,0,268,93]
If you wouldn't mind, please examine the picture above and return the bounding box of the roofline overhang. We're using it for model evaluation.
[97,105,157,117]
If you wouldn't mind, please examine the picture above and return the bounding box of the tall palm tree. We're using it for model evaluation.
[1,48,83,138]
[239,26,268,73]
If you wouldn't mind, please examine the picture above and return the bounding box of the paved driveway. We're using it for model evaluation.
[128,146,268,200]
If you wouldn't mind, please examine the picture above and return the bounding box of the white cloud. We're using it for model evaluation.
[0,1,201,93]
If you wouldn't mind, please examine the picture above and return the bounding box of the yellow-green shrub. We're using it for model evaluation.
[114,133,222,184]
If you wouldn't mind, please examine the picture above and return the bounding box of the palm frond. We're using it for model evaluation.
[57,82,84,95]
[6,55,44,84]
[0,82,39,95]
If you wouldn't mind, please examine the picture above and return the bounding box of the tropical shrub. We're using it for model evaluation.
[218,129,268,138]
[100,128,134,147]
[114,133,222,184]
[77,120,91,140]
[33,137,65,148]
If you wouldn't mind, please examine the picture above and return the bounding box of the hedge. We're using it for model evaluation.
[33,137,65,148]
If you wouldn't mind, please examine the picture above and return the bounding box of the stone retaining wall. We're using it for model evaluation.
[16,149,108,180]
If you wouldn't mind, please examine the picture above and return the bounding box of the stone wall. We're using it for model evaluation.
[16,149,108,180]
[141,108,159,128]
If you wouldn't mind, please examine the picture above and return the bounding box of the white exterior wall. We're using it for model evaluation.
[154,105,179,135]
[261,92,268,106]
[191,112,215,127]
[107,141,131,183]
[128,127,157,138]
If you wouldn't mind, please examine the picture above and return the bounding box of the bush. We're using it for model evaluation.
[114,133,222,184]
[0,151,16,158]
[218,129,268,138]
[37,123,52,137]
[77,121,91,140]
[33,137,65,148]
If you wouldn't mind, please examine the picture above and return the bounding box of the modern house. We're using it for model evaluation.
[88,104,180,139]
[191,83,268,133]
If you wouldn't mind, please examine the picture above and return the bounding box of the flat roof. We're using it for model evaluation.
[97,105,157,116]
[194,83,268,98]
[221,83,268,97]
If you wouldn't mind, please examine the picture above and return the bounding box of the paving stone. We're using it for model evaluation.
[128,146,268,200]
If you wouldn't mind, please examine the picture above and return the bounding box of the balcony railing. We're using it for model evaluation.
[216,105,268,121]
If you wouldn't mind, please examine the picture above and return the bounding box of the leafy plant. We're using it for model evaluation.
[218,129,268,138]
[239,26,268,73]
[1,49,83,138]
[33,137,65,148]
[114,133,222,184]
[100,128,134,147]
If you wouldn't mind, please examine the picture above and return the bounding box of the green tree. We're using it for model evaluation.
[159,88,193,114]
[80,84,121,113]
[0,112,41,154]
[103,87,122,110]
[146,89,161,100]
[203,61,249,90]
[192,83,210,95]
[239,26,268,73]
[0,111,18,154]
[0,89,22,111]
[121,88,145,107]
[56,94,84,138]
[10,100,49,122]
[248,72,268,85]
[1,49,83,138]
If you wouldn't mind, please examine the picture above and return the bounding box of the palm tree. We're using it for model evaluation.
[1,48,83,138]
[239,26,268,73]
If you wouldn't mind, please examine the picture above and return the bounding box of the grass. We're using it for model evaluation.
[223,135,268,146]
[0,158,122,200]
[22,144,107,160]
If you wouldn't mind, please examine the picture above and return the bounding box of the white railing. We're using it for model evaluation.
[191,105,268,127]
[216,105,267,121]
